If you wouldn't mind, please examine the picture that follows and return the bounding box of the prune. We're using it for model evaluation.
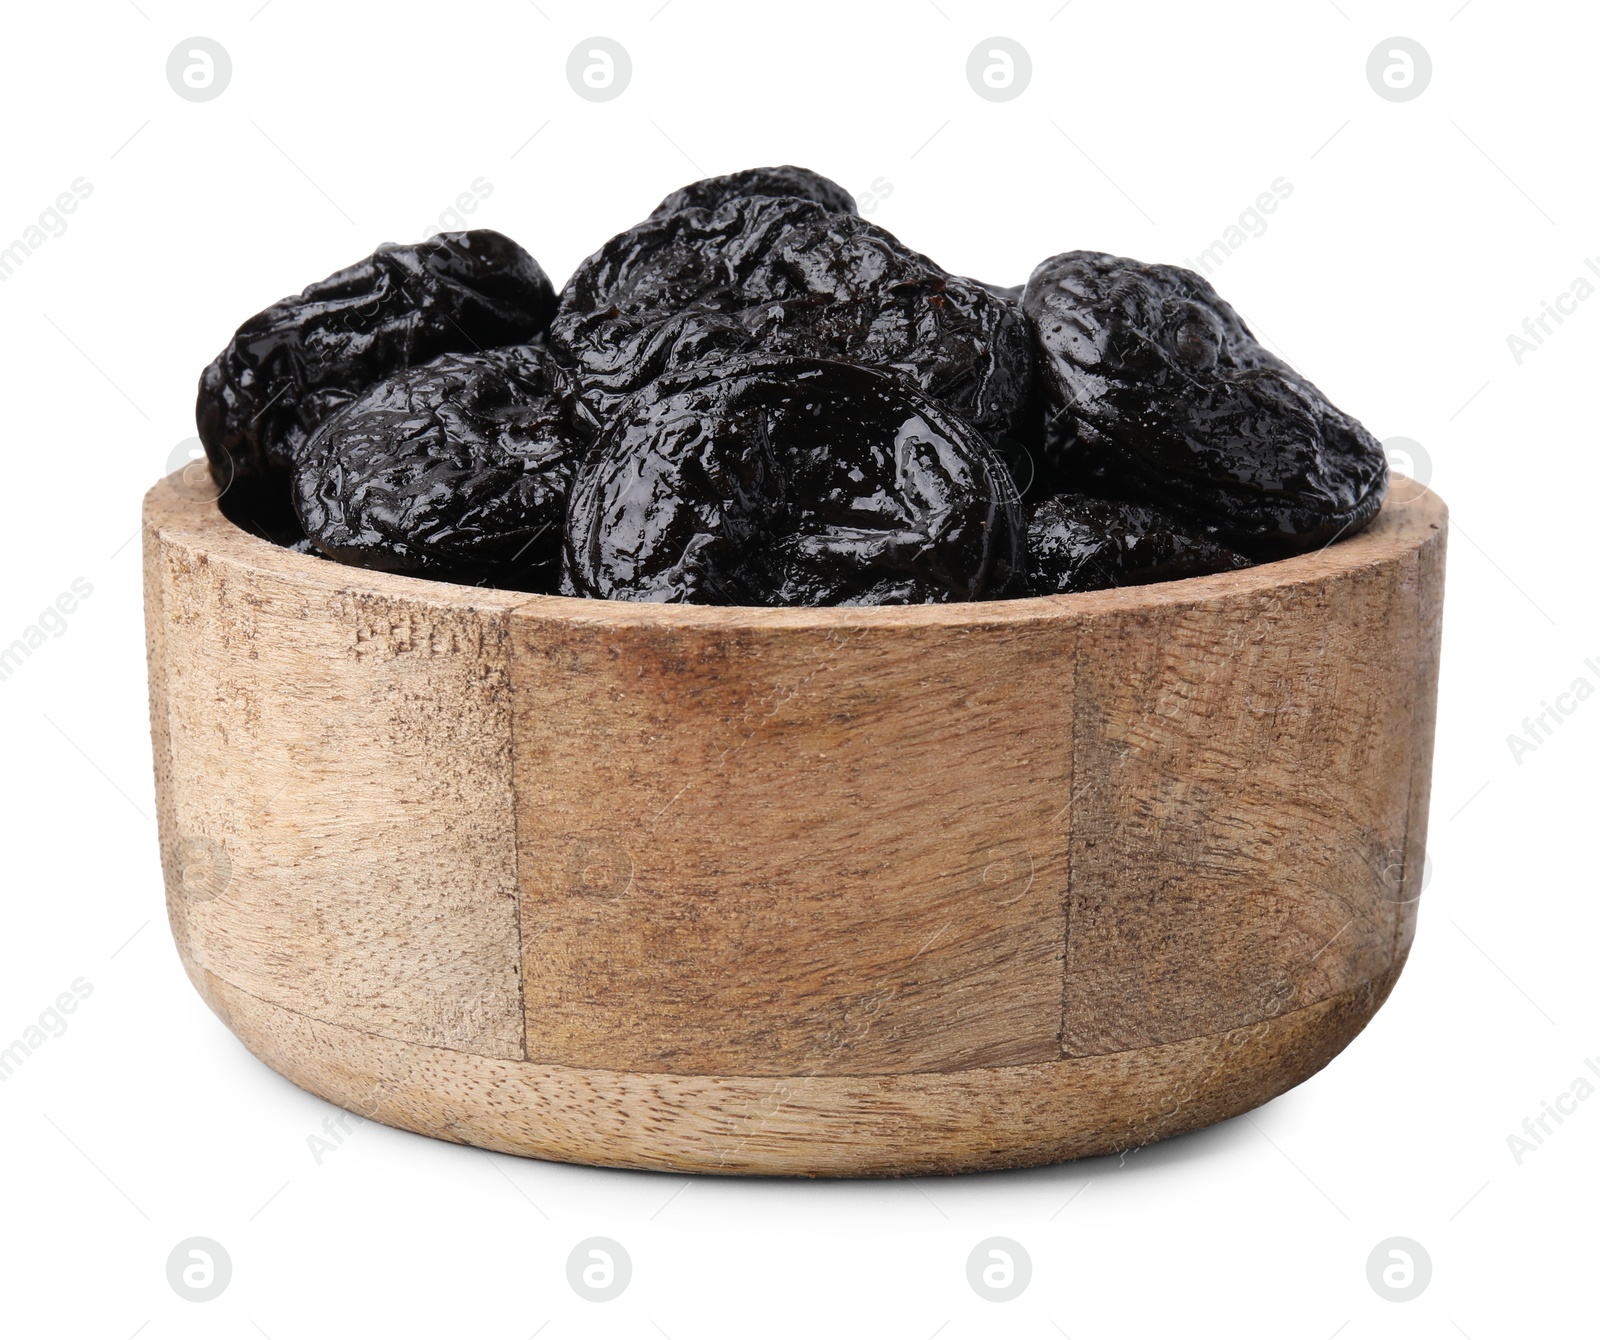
[192,166,1390,607]
[960,277,1047,496]
[549,195,1034,447]
[1026,493,1251,594]
[197,231,556,505]
[562,357,1023,605]
[1022,251,1387,554]
[648,165,857,219]
[292,345,577,588]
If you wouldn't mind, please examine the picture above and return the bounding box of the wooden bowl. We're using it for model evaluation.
[143,473,1446,1176]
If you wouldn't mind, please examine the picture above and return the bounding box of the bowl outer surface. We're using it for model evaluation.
[144,474,1446,1173]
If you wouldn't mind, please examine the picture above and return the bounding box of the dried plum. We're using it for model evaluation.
[197,231,556,507]
[649,165,857,219]
[189,167,1391,607]
[1026,493,1251,594]
[563,357,1023,605]
[292,345,577,588]
[549,195,1034,447]
[1022,251,1387,554]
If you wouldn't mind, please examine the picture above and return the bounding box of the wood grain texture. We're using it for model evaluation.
[1397,515,1448,963]
[150,509,528,1058]
[189,960,1401,1176]
[1062,552,1422,1054]
[144,472,1446,1175]
[143,484,183,961]
[513,615,1074,1075]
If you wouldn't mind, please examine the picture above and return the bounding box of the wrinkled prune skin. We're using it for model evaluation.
[962,276,1050,500]
[549,196,1034,448]
[1023,251,1387,554]
[292,345,577,588]
[648,165,857,219]
[197,231,557,511]
[1026,493,1252,595]
[563,357,1023,606]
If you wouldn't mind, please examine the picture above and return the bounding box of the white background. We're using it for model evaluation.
[1,1,1596,1336]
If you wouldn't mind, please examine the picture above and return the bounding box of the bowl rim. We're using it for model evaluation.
[147,471,1446,630]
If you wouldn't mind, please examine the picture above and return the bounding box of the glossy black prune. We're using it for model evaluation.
[197,231,556,504]
[964,276,1048,501]
[563,357,1023,606]
[648,165,858,219]
[291,345,577,588]
[549,195,1034,447]
[1022,251,1387,554]
[1026,493,1251,594]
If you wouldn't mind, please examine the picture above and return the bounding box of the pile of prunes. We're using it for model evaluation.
[196,165,1388,604]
